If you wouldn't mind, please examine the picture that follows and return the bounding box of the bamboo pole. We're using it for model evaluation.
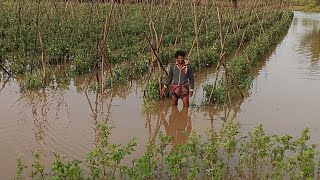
[15,0,22,40]
[187,19,204,60]
[0,65,11,76]
[100,0,115,92]
[144,32,168,76]
[192,1,201,70]
[173,0,185,47]
[85,42,100,92]
[208,7,225,104]
[31,0,41,75]
[37,26,46,86]
[221,62,244,99]
[208,7,244,104]
[235,9,254,56]
[204,0,209,47]
[143,1,171,98]
[158,0,173,48]
[33,0,46,86]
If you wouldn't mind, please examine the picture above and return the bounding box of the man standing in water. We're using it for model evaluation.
[161,50,194,107]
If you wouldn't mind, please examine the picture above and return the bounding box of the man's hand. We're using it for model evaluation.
[161,87,167,96]
[189,91,193,97]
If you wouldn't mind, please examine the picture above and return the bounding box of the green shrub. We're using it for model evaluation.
[15,120,320,179]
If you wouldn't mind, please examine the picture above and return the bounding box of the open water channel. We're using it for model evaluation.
[0,11,319,178]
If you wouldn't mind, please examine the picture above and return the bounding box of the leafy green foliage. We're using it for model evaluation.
[15,158,27,180]
[30,150,45,179]
[51,153,83,180]
[71,53,93,75]
[144,75,161,101]
[16,119,320,179]
[25,72,43,89]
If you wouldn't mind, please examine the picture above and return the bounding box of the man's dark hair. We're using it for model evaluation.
[175,50,186,58]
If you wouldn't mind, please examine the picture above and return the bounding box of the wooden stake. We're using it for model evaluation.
[208,7,244,104]
[0,65,11,76]
[144,31,168,76]
[192,1,201,69]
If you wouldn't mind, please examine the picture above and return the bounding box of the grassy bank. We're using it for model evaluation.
[291,5,320,12]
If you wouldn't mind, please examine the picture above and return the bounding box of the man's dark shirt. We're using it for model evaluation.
[165,63,194,91]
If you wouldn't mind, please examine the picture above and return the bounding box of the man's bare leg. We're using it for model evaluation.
[172,96,178,106]
[182,96,189,107]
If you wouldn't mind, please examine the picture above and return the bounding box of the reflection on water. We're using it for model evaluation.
[144,104,194,150]
[0,77,10,95]
[16,88,71,143]
[299,21,320,79]
[85,91,110,144]
[292,11,320,80]
[162,106,191,148]
[299,24,320,60]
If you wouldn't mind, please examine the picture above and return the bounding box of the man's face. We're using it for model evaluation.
[176,56,185,64]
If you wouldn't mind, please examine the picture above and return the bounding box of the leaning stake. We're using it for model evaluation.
[0,64,11,76]
[144,31,168,76]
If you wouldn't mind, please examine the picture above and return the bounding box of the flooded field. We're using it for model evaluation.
[0,11,319,178]
[238,11,320,138]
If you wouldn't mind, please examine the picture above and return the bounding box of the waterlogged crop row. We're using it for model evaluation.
[0,1,285,91]
[204,11,294,104]
[144,9,286,100]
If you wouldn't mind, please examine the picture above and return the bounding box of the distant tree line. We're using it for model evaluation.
[3,0,317,7]
[289,0,320,5]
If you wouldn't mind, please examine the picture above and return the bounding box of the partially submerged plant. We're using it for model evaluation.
[15,119,320,179]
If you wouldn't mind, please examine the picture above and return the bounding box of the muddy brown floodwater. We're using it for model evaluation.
[0,11,320,179]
